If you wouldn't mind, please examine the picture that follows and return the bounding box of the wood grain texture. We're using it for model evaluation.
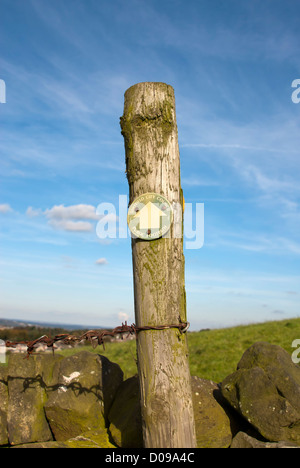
[121,82,196,448]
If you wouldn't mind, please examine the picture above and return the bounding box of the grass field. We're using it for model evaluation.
[2,318,300,383]
[188,318,300,382]
[55,317,300,382]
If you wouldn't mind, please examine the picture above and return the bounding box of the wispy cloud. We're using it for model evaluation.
[182,109,300,235]
[237,164,299,194]
[182,142,300,155]
[181,177,219,187]
[208,229,300,256]
[26,207,43,217]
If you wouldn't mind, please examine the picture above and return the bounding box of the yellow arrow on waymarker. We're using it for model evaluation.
[133,202,167,230]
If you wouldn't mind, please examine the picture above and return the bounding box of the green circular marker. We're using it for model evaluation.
[127,193,173,240]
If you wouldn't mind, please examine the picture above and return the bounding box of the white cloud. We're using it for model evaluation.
[0,203,13,214]
[25,203,100,233]
[45,204,99,220]
[49,219,93,232]
[118,311,129,322]
[95,258,108,265]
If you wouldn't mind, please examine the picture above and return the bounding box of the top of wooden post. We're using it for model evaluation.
[122,82,176,130]
[120,82,181,206]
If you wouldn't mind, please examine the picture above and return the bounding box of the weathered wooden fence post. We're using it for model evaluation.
[120,82,196,448]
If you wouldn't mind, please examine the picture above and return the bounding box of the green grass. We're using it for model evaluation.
[2,318,300,383]
[188,318,300,382]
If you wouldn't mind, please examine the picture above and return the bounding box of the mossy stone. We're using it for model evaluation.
[221,342,300,445]
[7,353,63,445]
[12,428,117,448]
[44,351,123,441]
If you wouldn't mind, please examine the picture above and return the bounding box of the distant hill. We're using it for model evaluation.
[0,318,30,328]
[0,318,103,330]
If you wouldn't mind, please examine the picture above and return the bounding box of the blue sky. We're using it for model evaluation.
[0,0,300,330]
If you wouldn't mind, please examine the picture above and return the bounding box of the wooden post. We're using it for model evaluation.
[120,82,196,448]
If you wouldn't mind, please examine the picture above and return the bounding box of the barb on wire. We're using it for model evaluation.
[5,320,190,358]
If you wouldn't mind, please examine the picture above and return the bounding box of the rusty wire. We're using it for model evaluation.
[5,321,190,358]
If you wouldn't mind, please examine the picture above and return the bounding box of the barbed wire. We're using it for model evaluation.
[5,320,190,358]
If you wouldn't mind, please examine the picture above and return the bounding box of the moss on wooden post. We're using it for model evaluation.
[120,82,196,448]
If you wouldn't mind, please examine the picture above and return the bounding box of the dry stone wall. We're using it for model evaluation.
[0,342,300,448]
